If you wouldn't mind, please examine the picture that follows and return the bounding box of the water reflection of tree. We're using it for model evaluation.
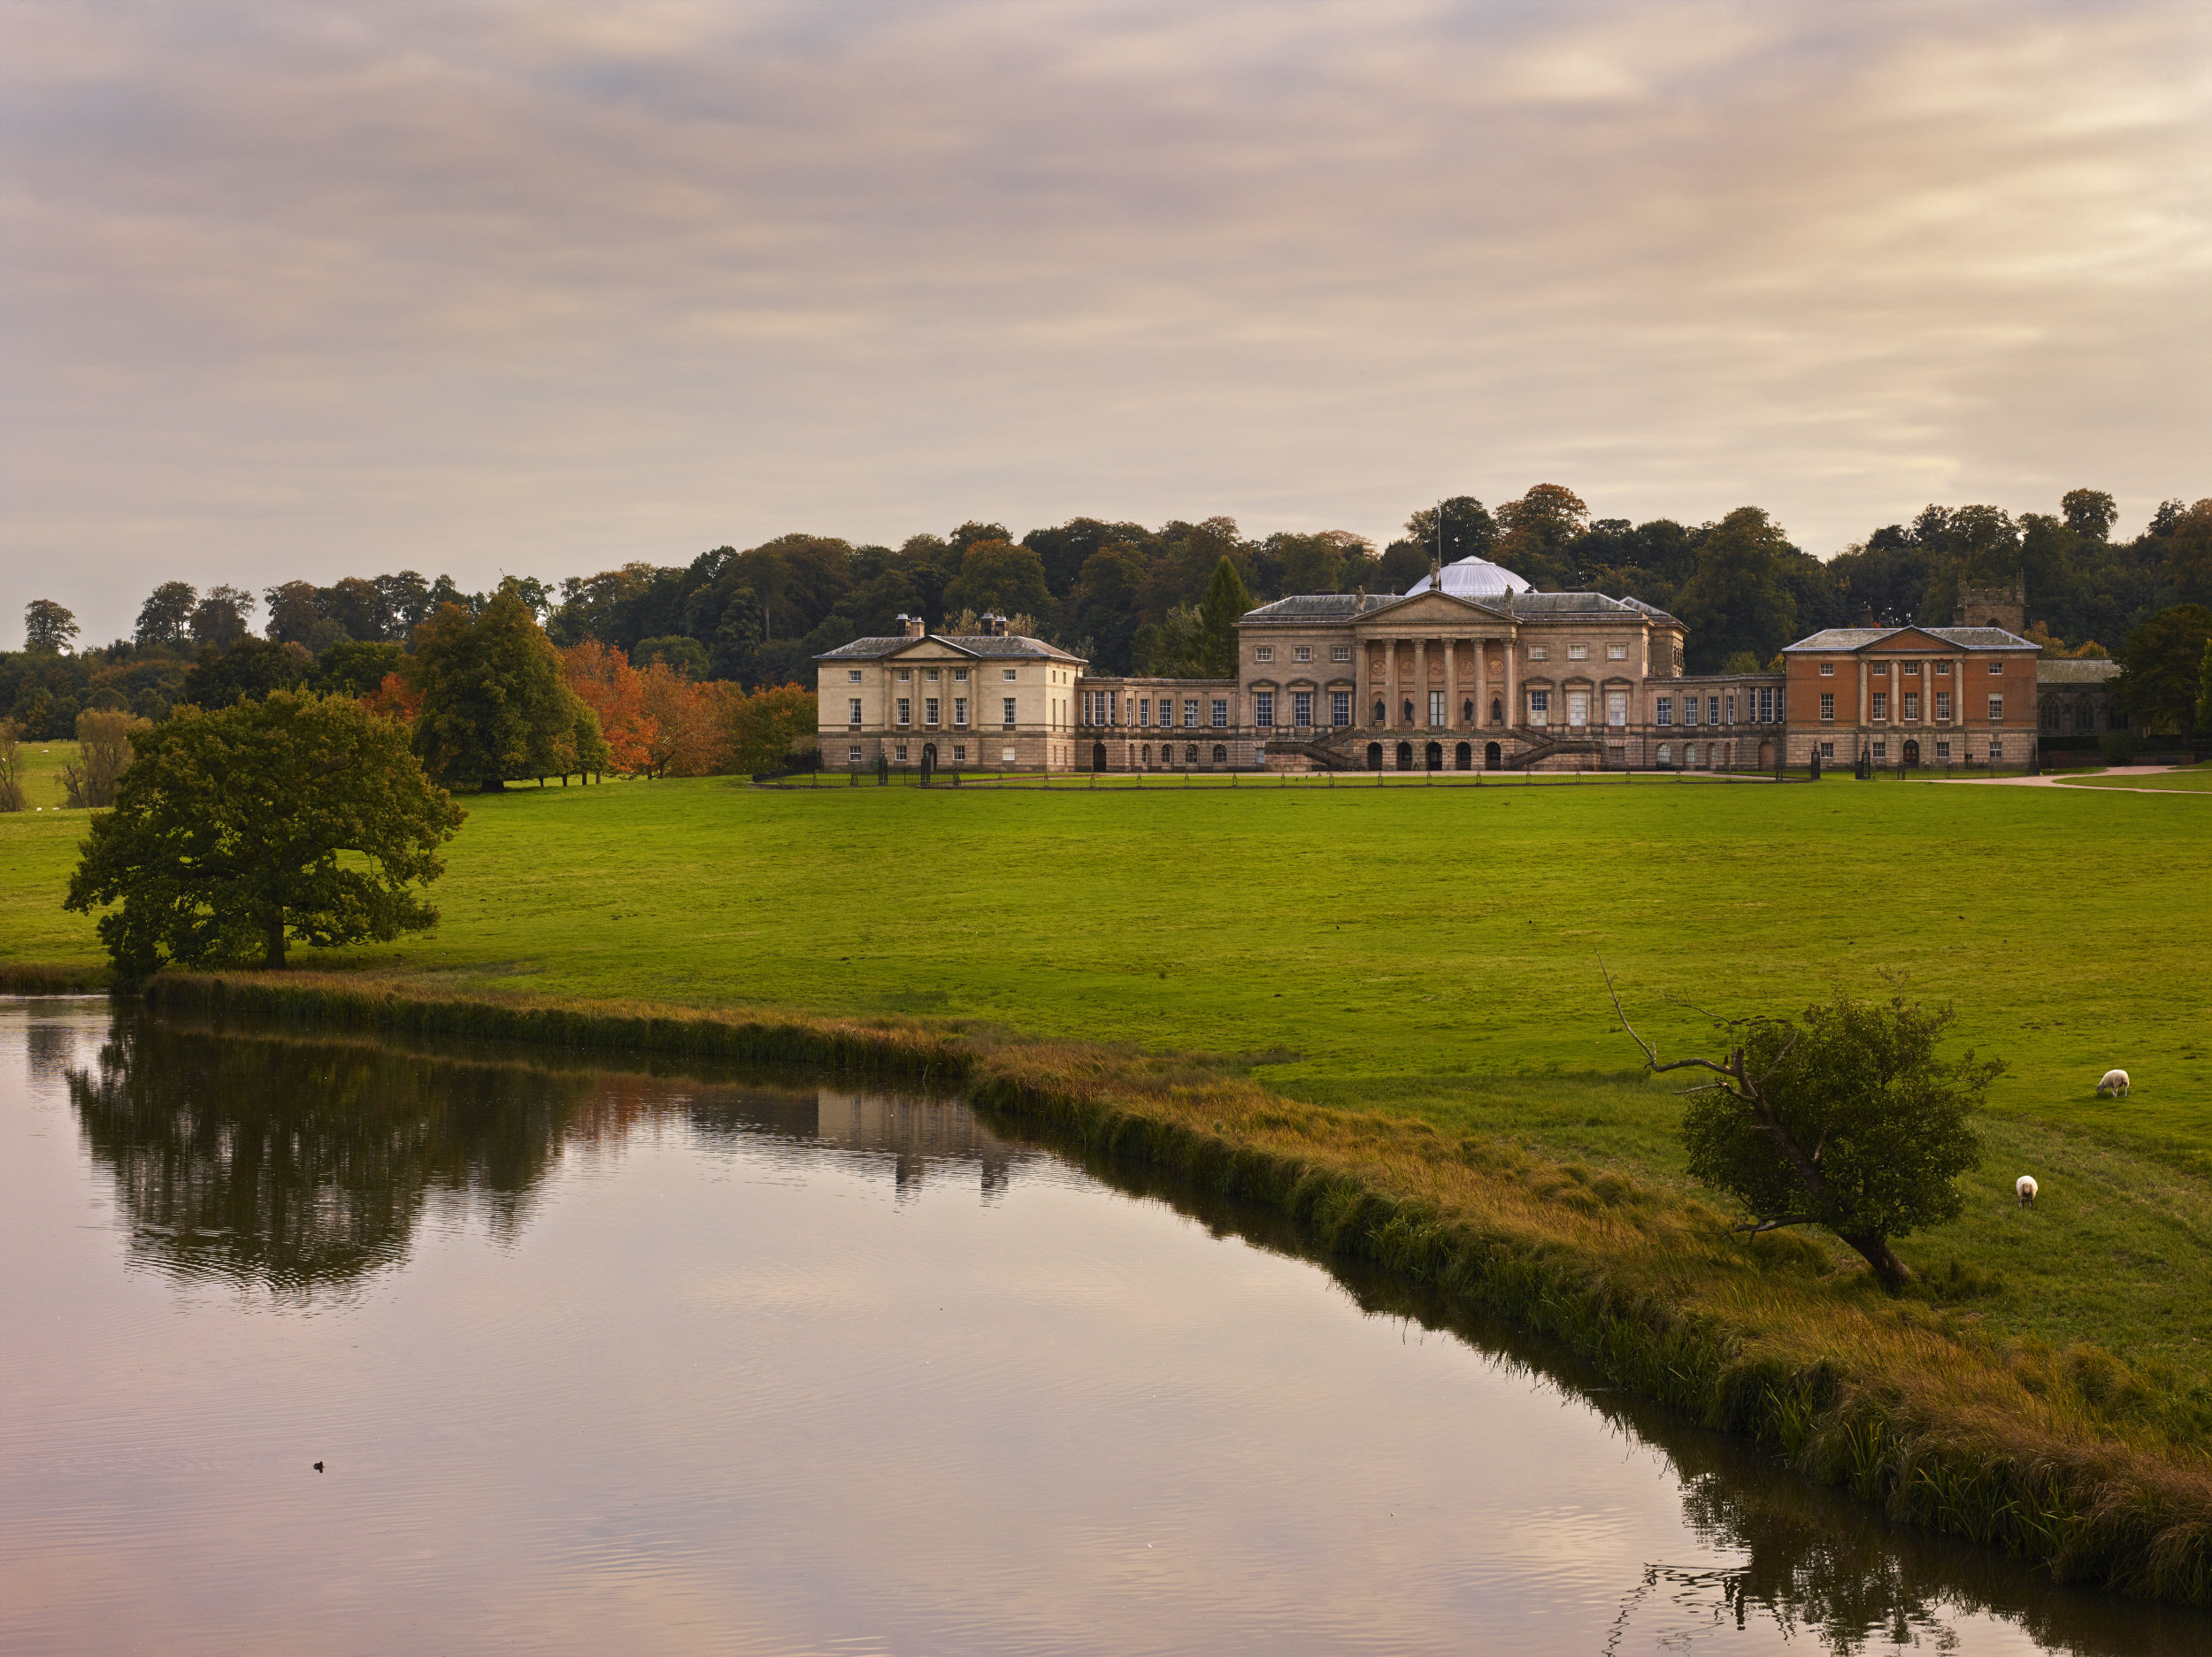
[69,1016,594,1294]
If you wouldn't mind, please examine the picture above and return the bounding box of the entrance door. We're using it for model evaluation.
[1395,741,1413,771]
[1902,739,1920,769]
[1366,742,1383,771]
[1093,742,1108,772]
[1425,741,1442,771]
[1485,741,1502,771]
[1455,742,1471,771]
[1758,740,1774,769]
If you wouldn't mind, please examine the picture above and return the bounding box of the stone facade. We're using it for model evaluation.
[816,564,2047,773]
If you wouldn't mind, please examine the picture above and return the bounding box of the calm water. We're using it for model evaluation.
[1,1003,2200,1656]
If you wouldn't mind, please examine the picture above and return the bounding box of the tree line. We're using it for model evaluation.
[9,484,2209,745]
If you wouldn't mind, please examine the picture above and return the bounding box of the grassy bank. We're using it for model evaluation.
[141,969,2212,1605]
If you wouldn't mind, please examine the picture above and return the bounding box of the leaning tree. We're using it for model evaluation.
[1608,973,2002,1291]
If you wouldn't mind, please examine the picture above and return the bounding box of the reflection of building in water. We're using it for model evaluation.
[815,1090,1022,1200]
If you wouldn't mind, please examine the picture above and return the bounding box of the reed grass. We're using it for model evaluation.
[142,968,2212,1605]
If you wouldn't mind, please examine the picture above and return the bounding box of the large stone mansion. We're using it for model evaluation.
[817,556,2090,773]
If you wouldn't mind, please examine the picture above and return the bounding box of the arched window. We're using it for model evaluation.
[1141,744,1150,763]
[1656,743,1671,767]
[1186,744,1198,763]
[1212,744,1227,763]
[1372,698,1386,723]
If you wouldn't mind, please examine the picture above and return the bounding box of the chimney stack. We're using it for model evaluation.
[1856,602,1876,628]
[899,613,926,639]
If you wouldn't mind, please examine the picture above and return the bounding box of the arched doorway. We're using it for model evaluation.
[1455,742,1471,771]
[1425,741,1443,771]
[1394,741,1413,771]
[1092,741,1107,771]
[922,742,937,769]
[1485,741,1502,771]
[1758,740,1773,768]
[1902,739,1920,769]
[1366,742,1383,771]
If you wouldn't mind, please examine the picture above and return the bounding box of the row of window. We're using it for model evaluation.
[849,697,1023,729]
[846,666,1024,684]
[1252,644,1356,664]
[1654,690,1781,727]
[1082,693,1234,728]
[1816,661,2000,677]
[1815,693,1998,722]
[1815,739,2002,762]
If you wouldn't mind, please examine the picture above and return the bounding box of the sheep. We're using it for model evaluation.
[2097,1069,2131,1099]
[2016,1175,2038,1208]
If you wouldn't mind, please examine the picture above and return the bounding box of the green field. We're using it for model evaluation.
[6,769,2212,1369]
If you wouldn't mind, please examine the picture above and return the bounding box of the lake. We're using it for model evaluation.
[0,1001,2198,1655]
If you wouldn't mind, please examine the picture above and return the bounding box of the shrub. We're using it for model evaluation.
[2100,729,2138,765]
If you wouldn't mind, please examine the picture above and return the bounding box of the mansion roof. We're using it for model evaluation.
[815,633,1086,664]
[1783,625,2037,654]
[2036,657,2122,684]
[1240,587,1678,626]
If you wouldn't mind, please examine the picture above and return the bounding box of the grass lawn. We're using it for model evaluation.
[7,768,2212,1370]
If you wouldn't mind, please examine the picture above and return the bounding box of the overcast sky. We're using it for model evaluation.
[4,0,2206,646]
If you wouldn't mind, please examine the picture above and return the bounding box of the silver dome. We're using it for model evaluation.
[1404,556,1534,600]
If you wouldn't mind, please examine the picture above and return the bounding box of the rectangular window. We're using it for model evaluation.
[1331,644,1351,662]
[1567,645,1587,661]
[1904,664,1920,678]
[1294,691,1313,728]
[1989,696,2004,722]
[925,698,939,725]
[1819,693,1835,721]
[1184,700,1198,728]
[1256,646,1273,663]
[1002,698,1017,726]
[1255,692,1275,728]
[896,698,911,725]
[1429,690,1445,726]
[1528,690,1549,725]
[1871,664,1888,678]
[1871,692,1887,720]
[1608,644,1627,660]
[1901,694,1919,720]
[1708,696,1720,725]
[1990,739,2004,759]
[1331,691,1350,726]
[1724,695,1735,724]
[1293,645,1311,663]
[1606,692,1626,727]
[848,699,863,726]
[925,668,939,682]
[1936,662,1952,676]
[954,668,967,681]
[1683,698,1700,726]
[1211,699,1228,728]
[1820,740,1834,759]
[1757,687,1773,723]
[955,699,968,726]
[848,748,863,763]
[1002,746,1017,762]
[1819,662,1835,676]
[1873,740,1886,759]
[953,745,966,762]
[1002,669,1017,680]
[895,744,908,762]
[1567,691,1589,727]
[1936,740,1951,759]
[1935,691,1952,721]
[1656,697,1672,726]
[848,670,862,683]
[1988,660,2004,675]
[1529,647,1548,662]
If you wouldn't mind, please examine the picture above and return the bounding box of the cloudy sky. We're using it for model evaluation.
[4,0,2206,645]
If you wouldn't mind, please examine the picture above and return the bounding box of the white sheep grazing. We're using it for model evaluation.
[2016,1175,2038,1208]
[2097,1069,2131,1099]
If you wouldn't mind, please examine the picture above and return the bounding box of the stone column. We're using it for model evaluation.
[1502,635,1517,731]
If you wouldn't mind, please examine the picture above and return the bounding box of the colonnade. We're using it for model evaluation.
[1367,634,1516,732]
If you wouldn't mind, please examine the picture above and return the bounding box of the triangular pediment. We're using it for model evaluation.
[1862,628,1953,654]
[1365,590,1512,624]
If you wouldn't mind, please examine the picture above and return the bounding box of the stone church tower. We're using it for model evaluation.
[1954,578,2025,634]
